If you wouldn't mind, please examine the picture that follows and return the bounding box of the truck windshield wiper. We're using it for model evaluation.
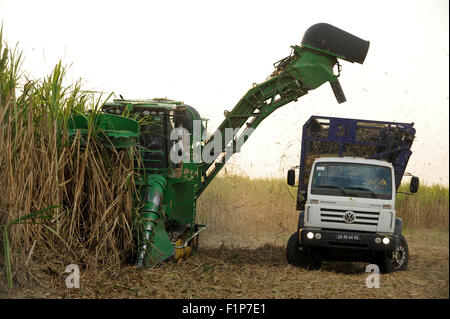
[343,187,377,198]
[314,185,349,195]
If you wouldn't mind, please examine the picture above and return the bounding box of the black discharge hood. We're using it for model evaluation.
[301,23,370,64]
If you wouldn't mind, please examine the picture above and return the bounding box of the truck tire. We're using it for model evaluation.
[376,234,409,274]
[286,232,321,270]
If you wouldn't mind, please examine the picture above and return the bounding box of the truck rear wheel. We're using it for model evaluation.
[376,234,409,274]
[286,231,321,270]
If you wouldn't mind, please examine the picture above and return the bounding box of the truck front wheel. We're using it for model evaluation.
[286,232,321,270]
[376,234,409,274]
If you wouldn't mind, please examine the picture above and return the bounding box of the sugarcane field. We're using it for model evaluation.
[0,0,448,308]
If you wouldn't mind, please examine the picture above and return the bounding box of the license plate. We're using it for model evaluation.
[336,233,360,241]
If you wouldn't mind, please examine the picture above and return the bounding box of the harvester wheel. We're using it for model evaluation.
[175,238,192,262]
[286,231,321,270]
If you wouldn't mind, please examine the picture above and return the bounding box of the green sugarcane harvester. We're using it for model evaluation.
[68,24,370,267]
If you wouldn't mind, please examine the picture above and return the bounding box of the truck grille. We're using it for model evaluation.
[320,208,379,226]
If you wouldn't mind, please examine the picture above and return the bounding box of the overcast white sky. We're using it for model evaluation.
[1,0,448,185]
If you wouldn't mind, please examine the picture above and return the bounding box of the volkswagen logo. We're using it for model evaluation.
[344,211,355,224]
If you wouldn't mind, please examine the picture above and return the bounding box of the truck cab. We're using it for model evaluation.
[306,157,396,234]
[286,116,419,273]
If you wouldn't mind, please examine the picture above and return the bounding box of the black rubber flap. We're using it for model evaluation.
[301,23,370,64]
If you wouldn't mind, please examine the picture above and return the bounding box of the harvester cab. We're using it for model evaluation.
[68,23,370,267]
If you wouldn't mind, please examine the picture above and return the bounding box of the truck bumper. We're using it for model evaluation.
[299,228,398,252]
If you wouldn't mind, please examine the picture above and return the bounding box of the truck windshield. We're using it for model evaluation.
[311,162,392,200]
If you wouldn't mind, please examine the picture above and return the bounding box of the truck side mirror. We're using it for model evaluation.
[410,176,419,194]
[287,169,296,186]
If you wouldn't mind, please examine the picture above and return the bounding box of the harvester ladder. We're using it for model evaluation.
[135,117,169,177]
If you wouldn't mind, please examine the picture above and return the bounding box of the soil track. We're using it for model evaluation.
[2,228,448,299]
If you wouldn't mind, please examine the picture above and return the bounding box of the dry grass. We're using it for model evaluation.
[396,183,449,228]
[197,176,295,245]
[1,228,447,299]
[0,28,137,290]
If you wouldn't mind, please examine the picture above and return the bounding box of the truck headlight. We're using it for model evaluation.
[315,233,322,240]
[382,237,390,245]
[375,237,381,244]
[307,232,314,239]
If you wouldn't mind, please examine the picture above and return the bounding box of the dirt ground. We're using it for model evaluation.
[1,228,448,299]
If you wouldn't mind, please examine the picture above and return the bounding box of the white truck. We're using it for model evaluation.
[286,116,419,273]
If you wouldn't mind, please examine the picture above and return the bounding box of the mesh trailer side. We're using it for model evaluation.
[296,116,415,210]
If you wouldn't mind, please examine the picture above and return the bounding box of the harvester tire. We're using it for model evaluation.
[376,234,409,274]
[286,232,321,270]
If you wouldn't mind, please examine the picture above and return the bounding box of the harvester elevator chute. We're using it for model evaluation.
[197,23,369,196]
